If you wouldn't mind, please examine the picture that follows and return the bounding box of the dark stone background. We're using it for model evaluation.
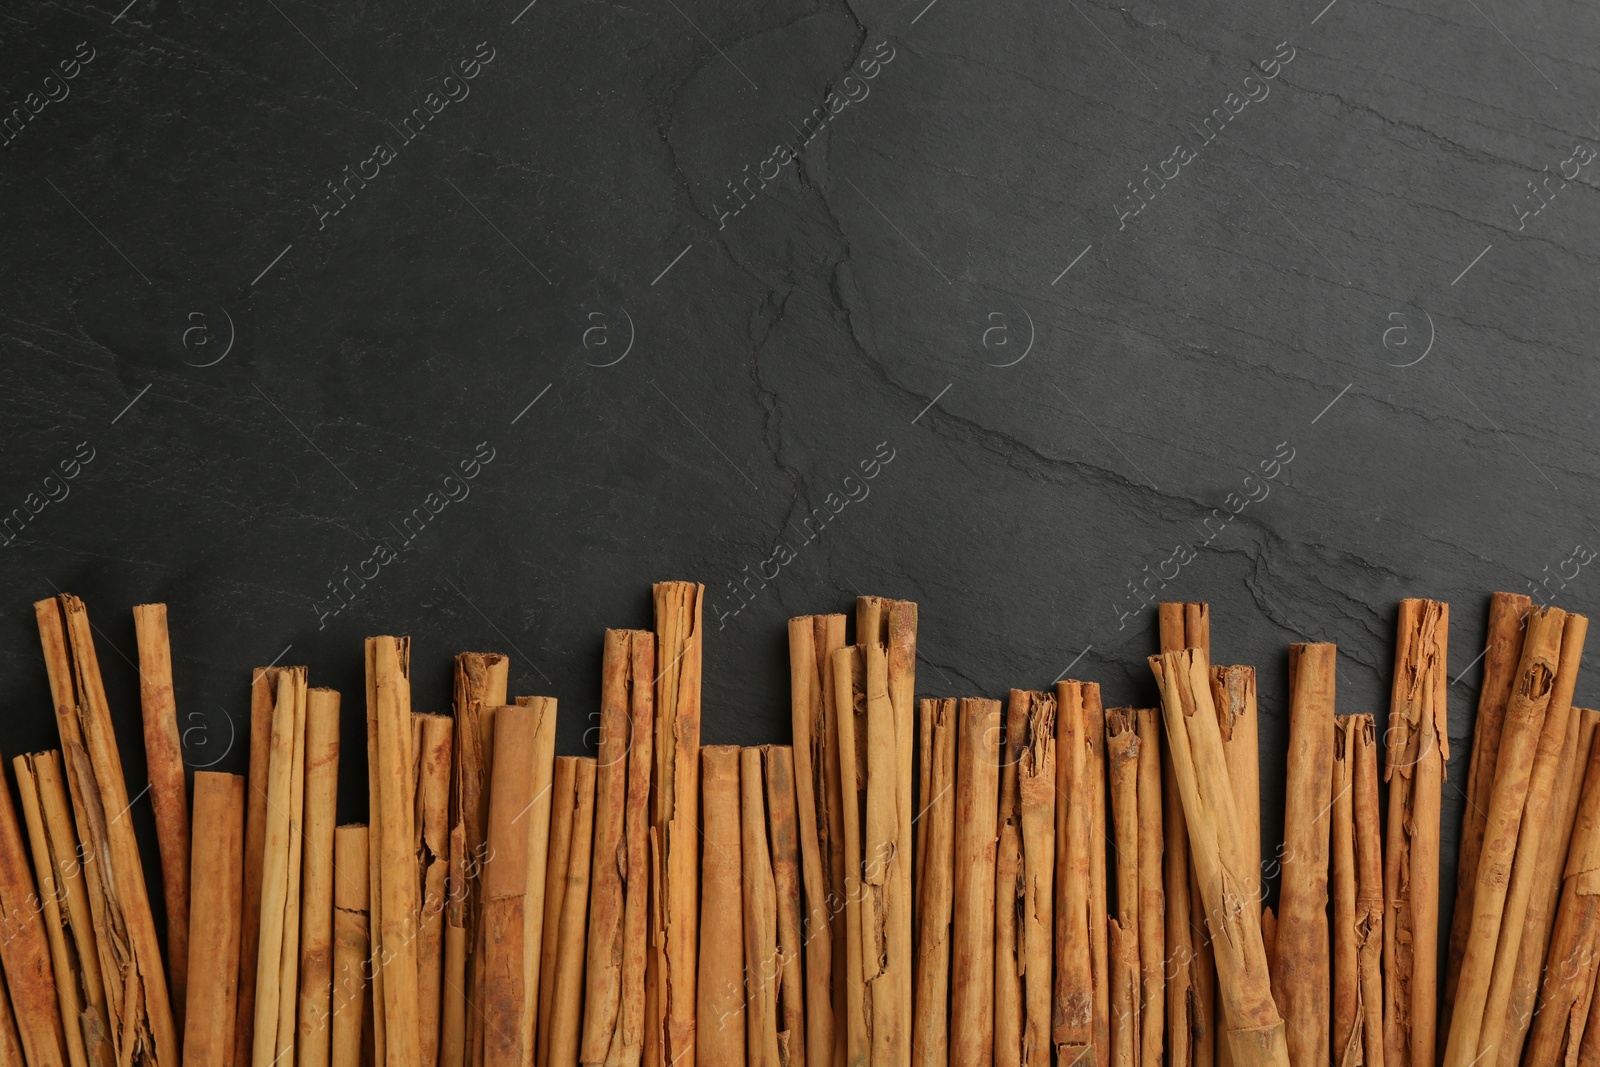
[2,0,1596,939]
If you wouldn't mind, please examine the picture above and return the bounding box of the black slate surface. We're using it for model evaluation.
[3,0,1598,938]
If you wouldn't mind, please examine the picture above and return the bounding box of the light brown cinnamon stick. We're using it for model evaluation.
[0,968,24,1067]
[1445,592,1532,1025]
[698,746,746,1067]
[1208,664,1255,1067]
[36,594,178,1067]
[253,666,308,1067]
[548,759,597,1067]
[132,603,189,1030]
[238,667,277,1067]
[367,637,419,1067]
[1053,682,1095,1067]
[583,629,655,1067]
[1106,707,1142,1067]
[832,648,869,1067]
[1149,649,1287,1067]
[1443,604,1561,1067]
[1278,643,1335,1067]
[764,746,806,1067]
[185,772,245,1067]
[787,614,846,1067]
[540,758,581,1067]
[999,690,1057,1067]
[998,696,1027,1067]
[413,712,452,1067]
[1136,708,1164,1067]
[0,741,69,1067]
[331,826,368,1067]
[298,690,340,1067]
[1331,716,1382,1067]
[1086,685,1110,1067]
[742,748,782,1067]
[914,698,958,1067]
[13,748,112,1067]
[952,698,1001,1067]
[654,582,704,1067]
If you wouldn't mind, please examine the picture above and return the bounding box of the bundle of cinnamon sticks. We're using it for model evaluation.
[2,587,1598,1067]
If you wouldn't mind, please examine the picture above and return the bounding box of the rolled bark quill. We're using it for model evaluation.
[1105,707,1143,1067]
[447,651,508,1067]
[914,699,958,1067]
[741,748,782,1067]
[997,697,1026,1067]
[133,603,189,1031]
[1277,643,1335,1067]
[787,614,846,1067]
[0,742,69,1067]
[414,713,453,1067]
[1148,649,1288,1067]
[1136,708,1164,1067]
[184,772,245,1067]
[13,749,113,1067]
[1388,599,1453,1067]
[253,666,308,1067]
[0,969,24,1067]
[582,629,655,1067]
[1475,614,1586,1066]
[540,759,580,1067]
[1053,682,1094,1067]
[763,747,807,1067]
[1442,605,1562,1067]
[832,648,869,1067]
[653,581,704,1067]
[1158,603,1208,1067]
[1087,685,1110,1067]
[237,668,277,1067]
[547,759,598,1067]
[298,690,340,1067]
[952,698,1002,1067]
[1210,664,1258,1067]
[1445,592,1531,1024]
[36,594,178,1067]
[697,746,746,1067]
[331,826,369,1067]
[1330,716,1382,1067]
[998,691,1055,1067]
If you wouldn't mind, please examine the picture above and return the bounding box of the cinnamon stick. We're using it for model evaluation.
[787,614,846,1067]
[1086,685,1110,1067]
[653,581,704,1067]
[832,649,869,1067]
[1387,599,1453,1067]
[764,746,806,1067]
[1136,708,1164,1067]
[1443,604,1561,1067]
[0,740,68,1067]
[1053,682,1094,1067]
[448,651,508,1067]
[367,637,419,1067]
[13,749,113,1067]
[412,712,452,1067]
[742,748,782,1067]
[298,689,341,1067]
[998,696,1027,1067]
[517,696,561,1061]
[237,667,277,1067]
[998,690,1057,1067]
[132,603,189,1030]
[1331,716,1382,1067]
[253,665,308,1067]
[952,698,1001,1067]
[1207,664,1255,1067]
[1278,643,1335,1067]
[331,826,368,1067]
[540,758,581,1067]
[1106,707,1142,1067]
[0,968,24,1067]
[548,758,597,1067]
[583,630,654,1067]
[36,593,178,1067]
[914,699,958,1067]
[698,746,746,1067]
[1158,604,1208,1067]
[1445,592,1531,1024]
[1148,649,1287,1067]
[185,772,245,1067]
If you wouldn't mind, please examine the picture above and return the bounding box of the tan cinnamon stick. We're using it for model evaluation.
[1387,599,1453,1067]
[367,637,419,1067]
[185,772,245,1067]
[742,748,782,1067]
[914,698,958,1067]
[238,667,277,1067]
[764,746,806,1067]
[952,698,1001,1067]
[331,826,368,1067]
[787,614,846,1067]
[411,712,452,1067]
[1477,614,1586,1065]
[1149,649,1287,1067]
[1278,643,1335,1067]
[654,581,704,1067]
[13,749,112,1067]
[448,651,508,1067]
[0,967,23,1067]
[1446,592,1532,1024]
[698,746,746,1067]
[132,603,189,1030]
[1331,716,1382,1067]
[0,741,69,1067]
[1136,708,1164,1067]
[540,758,581,1067]
[1106,707,1142,1067]
[518,697,561,1060]
[832,648,869,1067]
[1443,604,1562,1067]
[998,690,1057,1067]
[298,690,340,1067]
[253,666,308,1067]
[36,594,178,1067]
[1053,682,1095,1067]
[1208,664,1255,1067]
[998,696,1027,1067]
[548,759,597,1067]
[1086,685,1110,1067]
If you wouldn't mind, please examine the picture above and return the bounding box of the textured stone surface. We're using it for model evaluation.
[1,0,1597,923]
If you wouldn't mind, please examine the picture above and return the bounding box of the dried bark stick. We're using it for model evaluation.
[764,746,806,1067]
[298,690,341,1067]
[997,696,1027,1067]
[0,741,69,1067]
[414,713,452,1067]
[832,649,869,1067]
[133,603,189,1030]
[742,748,782,1067]
[1105,707,1142,1067]
[1136,708,1164,1067]
[36,594,178,1067]
[1086,686,1110,1067]
[1018,693,1056,1067]
[547,759,597,1067]
[914,699,958,1067]
[698,746,746,1067]
[1148,649,1287,1067]
[1210,664,1257,1067]
[540,759,581,1067]
[1054,683,1095,1067]
[237,668,277,1067]
[253,666,307,1067]
[1331,716,1382,1067]
[331,826,368,1067]
[952,698,1001,1067]
[185,772,245,1067]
